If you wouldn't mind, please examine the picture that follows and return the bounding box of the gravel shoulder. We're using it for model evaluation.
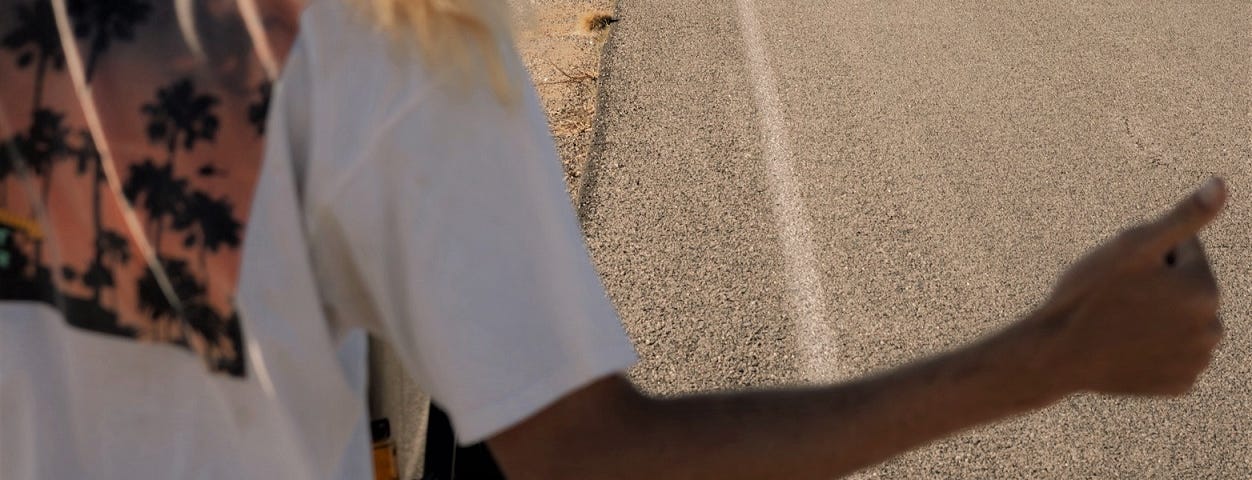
[511,0,618,199]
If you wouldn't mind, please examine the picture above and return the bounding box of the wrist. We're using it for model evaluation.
[981,311,1080,407]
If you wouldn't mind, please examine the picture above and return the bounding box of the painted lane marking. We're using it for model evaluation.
[733,0,841,382]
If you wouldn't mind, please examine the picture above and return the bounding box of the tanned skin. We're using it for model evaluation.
[489,179,1228,480]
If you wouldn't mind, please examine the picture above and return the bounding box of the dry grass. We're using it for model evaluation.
[579,11,619,33]
[514,2,618,196]
[536,59,598,85]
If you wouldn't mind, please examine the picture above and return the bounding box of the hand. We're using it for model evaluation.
[1032,178,1227,397]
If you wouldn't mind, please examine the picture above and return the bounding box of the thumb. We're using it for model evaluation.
[1145,177,1227,253]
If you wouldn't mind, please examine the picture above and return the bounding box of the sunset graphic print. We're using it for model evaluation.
[0,0,304,377]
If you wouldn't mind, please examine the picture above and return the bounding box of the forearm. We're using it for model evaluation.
[631,318,1066,479]
[493,180,1225,479]
[494,312,1070,479]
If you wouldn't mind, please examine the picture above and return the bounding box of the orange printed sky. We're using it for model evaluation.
[1,0,304,347]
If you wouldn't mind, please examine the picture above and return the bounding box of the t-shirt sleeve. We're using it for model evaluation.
[307,47,637,445]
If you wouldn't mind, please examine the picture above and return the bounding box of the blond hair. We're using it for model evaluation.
[353,0,518,103]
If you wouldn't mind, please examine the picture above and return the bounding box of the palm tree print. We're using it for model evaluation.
[12,109,73,266]
[0,135,16,207]
[66,0,152,82]
[82,229,130,308]
[182,300,225,367]
[4,110,71,222]
[24,109,72,204]
[0,0,304,378]
[142,78,220,175]
[218,309,244,376]
[174,190,241,289]
[2,1,66,112]
[69,130,132,307]
[247,81,272,136]
[136,257,202,342]
[122,158,187,254]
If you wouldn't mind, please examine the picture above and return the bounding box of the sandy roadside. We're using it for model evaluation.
[511,0,618,200]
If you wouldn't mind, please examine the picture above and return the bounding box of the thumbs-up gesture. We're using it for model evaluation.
[1032,178,1227,396]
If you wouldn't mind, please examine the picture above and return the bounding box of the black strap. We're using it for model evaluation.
[421,404,506,480]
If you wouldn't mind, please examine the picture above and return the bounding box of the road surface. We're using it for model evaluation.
[580,0,1251,477]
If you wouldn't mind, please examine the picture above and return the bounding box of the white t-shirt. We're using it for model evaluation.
[0,1,636,478]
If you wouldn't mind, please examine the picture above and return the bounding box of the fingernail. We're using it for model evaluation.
[1198,178,1223,208]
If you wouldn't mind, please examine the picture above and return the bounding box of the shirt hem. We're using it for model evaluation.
[450,346,638,445]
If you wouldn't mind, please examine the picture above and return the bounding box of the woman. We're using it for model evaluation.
[1,0,636,477]
[0,0,1228,478]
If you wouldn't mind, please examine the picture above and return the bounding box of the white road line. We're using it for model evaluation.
[733,0,841,382]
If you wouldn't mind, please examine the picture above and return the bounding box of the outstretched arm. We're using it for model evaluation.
[492,320,1064,480]
[489,179,1228,479]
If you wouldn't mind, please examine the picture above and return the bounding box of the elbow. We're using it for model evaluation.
[488,375,654,480]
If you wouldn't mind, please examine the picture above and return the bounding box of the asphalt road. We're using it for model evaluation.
[580,0,1251,477]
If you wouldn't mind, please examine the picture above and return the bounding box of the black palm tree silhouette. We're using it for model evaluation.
[25,109,72,201]
[97,230,130,264]
[2,1,67,112]
[71,131,95,175]
[218,309,244,375]
[123,159,187,254]
[82,229,130,308]
[174,190,241,290]
[66,0,152,82]
[70,131,99,216]
[141,79,220,175]
[68,130,124,305]
[19,109,72,266]
[80,261,112,302]
[183,300,224,354]
[247,81,272,136]
[0,136,15,207]
[70,132,97,199]
[136,257,203,342]
[75,137,132,308]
